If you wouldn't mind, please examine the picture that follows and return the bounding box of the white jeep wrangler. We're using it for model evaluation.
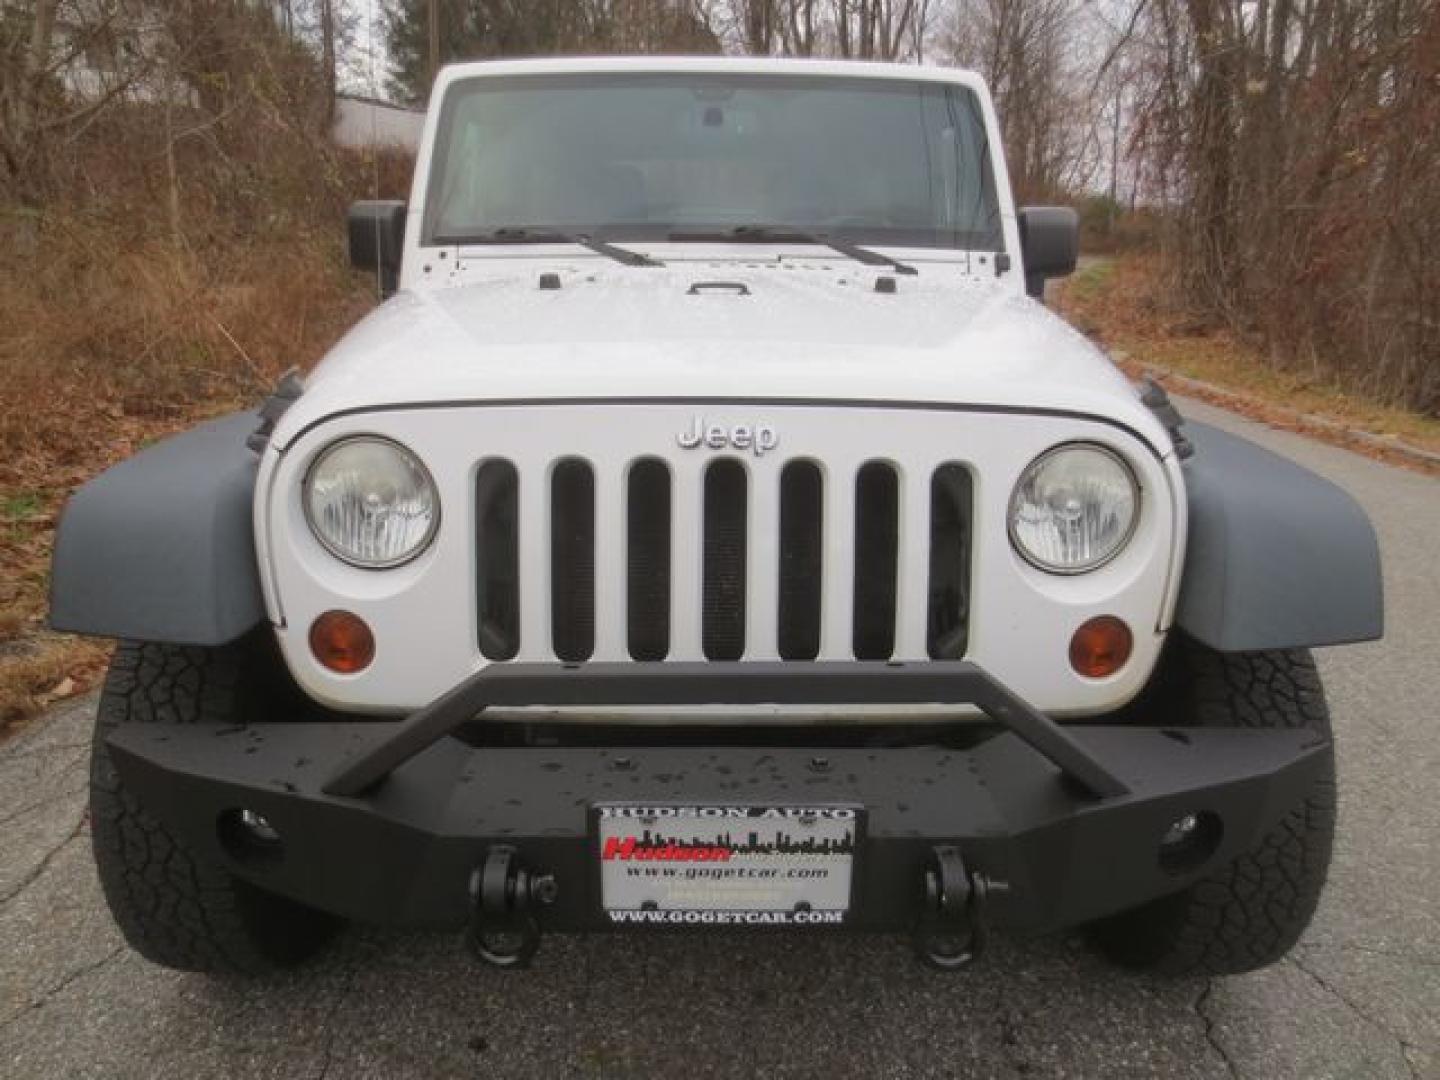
[51,58,1382,974]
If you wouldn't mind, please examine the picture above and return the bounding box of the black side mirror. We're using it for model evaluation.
[1017,206,1078,300]
[348,200,407,297]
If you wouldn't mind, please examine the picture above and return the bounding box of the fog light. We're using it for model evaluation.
[1162,813,1199,845]
[1069,615,1132,678]
[310,610,375,673]
[1158,810,1223,874]
[217,807,284,864]
[240,809,280,843]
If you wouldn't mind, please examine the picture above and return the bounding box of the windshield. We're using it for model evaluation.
[424,73,1003,252]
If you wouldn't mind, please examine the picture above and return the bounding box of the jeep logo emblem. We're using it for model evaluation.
[677,416,779,456]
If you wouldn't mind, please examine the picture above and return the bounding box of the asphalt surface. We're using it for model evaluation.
[2,396,1436,1079]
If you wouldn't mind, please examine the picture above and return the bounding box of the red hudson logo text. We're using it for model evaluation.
[602,837,733,862]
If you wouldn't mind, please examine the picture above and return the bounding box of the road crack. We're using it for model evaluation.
[0,767,87,827]
[0,813,86,908]
[1288,954,1425,1080]
[314,952,362,1080]
[995,1009,1034,1077]
[0,945,125,1031]
[1194,979,1242,1080]
[0,741,90,763]
[1299,941,1440,970]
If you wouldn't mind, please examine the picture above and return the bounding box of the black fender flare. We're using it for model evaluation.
[49,411,266,645]
[1175,421,1383,651]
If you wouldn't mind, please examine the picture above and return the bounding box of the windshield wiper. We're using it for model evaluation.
[438,226,663,268]
[669,225,917,276]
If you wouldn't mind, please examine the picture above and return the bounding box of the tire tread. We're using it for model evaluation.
[90,640,335,974]
[1090,640,1335,976]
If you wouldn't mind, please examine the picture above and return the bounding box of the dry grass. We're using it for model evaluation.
[0,28,415,738]
[0,216,373,482]
[0,212,381,732]
[0,635,110,739]
[1055,255,1440,459]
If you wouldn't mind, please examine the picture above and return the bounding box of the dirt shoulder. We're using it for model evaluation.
[1054,255,1440,475]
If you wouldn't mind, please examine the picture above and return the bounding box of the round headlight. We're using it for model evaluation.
[1009,443,1139,574]
[303,436,439,568]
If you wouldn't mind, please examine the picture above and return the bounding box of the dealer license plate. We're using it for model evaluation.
[597,804,859,927]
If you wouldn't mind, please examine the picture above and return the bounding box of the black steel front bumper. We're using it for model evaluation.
[106,661,1330,943]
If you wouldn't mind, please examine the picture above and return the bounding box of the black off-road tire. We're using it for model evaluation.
[90,638,340,974]
[1089,636,1336,976]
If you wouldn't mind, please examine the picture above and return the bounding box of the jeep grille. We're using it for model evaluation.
[474,457,972,664]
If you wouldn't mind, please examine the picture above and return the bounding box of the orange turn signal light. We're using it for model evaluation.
[309,610,375,674]
[1069,616,1133,679]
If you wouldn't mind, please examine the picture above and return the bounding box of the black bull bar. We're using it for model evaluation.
[106,661,1330,956]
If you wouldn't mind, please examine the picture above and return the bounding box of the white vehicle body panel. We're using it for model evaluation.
[259,403,1182,715]
[270,267,1171,449]
[255,57,1190,719]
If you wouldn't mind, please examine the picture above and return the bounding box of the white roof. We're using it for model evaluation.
[434,56,985,93]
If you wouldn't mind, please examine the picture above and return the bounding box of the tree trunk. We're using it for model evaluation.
[321,0,336,129]
[429,0,441,92]
[2,0,60,201]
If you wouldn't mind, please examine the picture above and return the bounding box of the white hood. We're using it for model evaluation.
[275,261,1168,452]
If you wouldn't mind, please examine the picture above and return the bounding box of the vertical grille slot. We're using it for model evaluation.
[550,459,595,662]
[852,461,898,660]
[928,465,973,659]
[475,460,519,661]
[702,460,747,661]
[627,459,671,660]
[778,461,823,660]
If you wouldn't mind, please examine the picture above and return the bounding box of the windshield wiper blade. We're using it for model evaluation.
[440,226,663,267]
[670,225,917,276]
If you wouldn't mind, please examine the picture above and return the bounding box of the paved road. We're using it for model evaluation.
[2,397,1436,1079]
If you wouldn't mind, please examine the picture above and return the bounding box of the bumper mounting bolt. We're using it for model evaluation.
[531,874,559,905]
[809,756,832,774]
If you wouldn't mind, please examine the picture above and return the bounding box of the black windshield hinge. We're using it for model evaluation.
[246,369,305,454]
[1139,376,1195,460]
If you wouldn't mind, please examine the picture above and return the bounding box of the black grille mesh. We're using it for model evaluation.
[475,460,519,661]
[550,459,595,662]
[778,461,824,660]
[626,460,671,661]
[927,465,973,659]
[852,461,899,660]
[702,460,748,661]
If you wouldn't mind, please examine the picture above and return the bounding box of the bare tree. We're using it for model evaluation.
[0,0,159,202]
[831,0,923,59]
[320,0,336,125]
[1126,0,1440,412]
[943,0,1091,200]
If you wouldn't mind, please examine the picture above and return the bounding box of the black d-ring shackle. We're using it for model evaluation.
[914,845,1003,970]
[468,846,558,968]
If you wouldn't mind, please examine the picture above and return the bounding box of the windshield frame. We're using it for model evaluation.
[419,69,1006,255]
